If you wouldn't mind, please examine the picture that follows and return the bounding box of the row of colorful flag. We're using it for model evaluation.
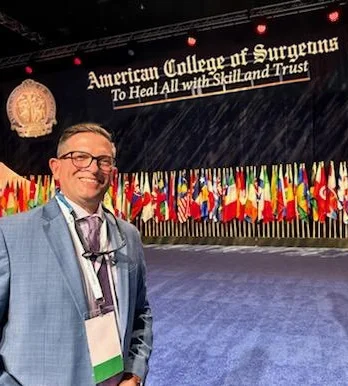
[0,161,347,224]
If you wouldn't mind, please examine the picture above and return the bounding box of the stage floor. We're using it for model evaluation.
[144,244,348,386]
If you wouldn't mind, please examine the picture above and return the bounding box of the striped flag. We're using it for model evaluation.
[177,170,190,223]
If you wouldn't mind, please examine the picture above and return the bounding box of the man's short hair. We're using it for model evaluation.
[57,122,116,157]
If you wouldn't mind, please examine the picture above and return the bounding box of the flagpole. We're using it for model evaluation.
[296,217,300,238]
[311,219,315,238]
[156,220,159,237]
[328,218,332,239]
[147,220,150,238]
[291,220,295,238]
[149,219,153,238]
[174,220,177,237]
[286,221,290,238]
[233,219,237,238]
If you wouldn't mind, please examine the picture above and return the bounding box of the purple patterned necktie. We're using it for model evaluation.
[84,215,113,307]
[85,215,101,253]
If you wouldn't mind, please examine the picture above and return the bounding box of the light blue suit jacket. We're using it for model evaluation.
[0,199,153,385]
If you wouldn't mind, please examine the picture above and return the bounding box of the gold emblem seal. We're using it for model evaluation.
[6,79,57,138]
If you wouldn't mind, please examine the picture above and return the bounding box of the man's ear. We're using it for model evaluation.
[49,158,60,180]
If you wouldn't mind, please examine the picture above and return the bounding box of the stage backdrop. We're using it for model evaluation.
[0,12,347,177]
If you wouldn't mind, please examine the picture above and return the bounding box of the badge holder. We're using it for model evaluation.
[84,303,124,383]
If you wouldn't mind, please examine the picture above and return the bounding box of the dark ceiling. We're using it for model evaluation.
[0,0,296,58]
[0,0,342,69]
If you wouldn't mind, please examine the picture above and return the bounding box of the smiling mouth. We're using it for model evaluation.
[79,177,101,183]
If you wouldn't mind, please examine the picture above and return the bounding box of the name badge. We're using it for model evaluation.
[85,310,124,383]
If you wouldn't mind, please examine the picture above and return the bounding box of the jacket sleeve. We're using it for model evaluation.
[123,229,153,382]
[0,227,21,385]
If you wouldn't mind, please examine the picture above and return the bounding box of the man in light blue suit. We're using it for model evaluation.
[0,123,153,385]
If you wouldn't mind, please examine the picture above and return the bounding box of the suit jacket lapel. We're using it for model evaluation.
[105,212,129,346]
[42,199,88,318]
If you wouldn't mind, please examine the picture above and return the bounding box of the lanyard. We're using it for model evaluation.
[56,192,111,304]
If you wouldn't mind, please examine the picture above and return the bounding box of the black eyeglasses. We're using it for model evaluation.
[59,151,115,172]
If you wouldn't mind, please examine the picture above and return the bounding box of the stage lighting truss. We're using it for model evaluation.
[0,0,346,70]
[0,11,45,45]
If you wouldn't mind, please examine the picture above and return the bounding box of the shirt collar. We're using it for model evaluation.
[64,196,104,221]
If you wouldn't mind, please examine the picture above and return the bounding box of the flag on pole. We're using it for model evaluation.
[141,172,153,223]
[261,165,273,223]
[296,163,310,222]
[177,170,190,223]
[285,164,296,222]
[198,169,209,221]
[236,167,246,222]
[258,165,265,222]
[28,176,37,209]
[190,169,201,221]
[222,167,237,223]
[211,168,223,222]
[115,173,124,219]
[206,169,215,218]
[271,164,278,220]
[326,160,338,220]
[277,164,286,221]
[337,161,348,224]
[130,173,143,221]
[168,171,177,221]
[313,161,327,222]
[310,162,319,221]
[244,166,258,223]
